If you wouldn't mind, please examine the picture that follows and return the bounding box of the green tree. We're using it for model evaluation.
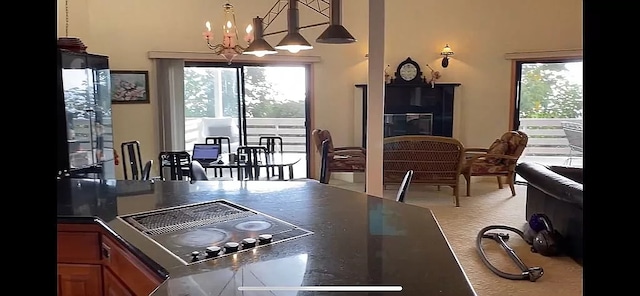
[184,68,217,117]
[183,66,306,118]
[519,63,583,119]
[243,66,305,118]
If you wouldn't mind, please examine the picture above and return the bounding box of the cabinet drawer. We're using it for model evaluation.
[57,232,101,263]
[101,235,162,296]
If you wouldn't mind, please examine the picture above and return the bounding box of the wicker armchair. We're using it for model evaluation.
[384,136,466,207]
[311,129,366,181]
[461,131,528,196]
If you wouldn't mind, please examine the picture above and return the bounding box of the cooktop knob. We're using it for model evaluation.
[205,246,221,257]
[242,238,257,248]
[191,251,200,261]
[258,234,273,244]
[224,242,240,253]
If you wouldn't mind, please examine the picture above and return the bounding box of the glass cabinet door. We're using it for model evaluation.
[88,55,112,164]
[61,52,96,169]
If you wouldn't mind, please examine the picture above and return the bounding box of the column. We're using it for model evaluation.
[366,0,385,197]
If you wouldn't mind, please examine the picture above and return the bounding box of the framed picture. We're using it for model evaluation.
[110,70,150,104]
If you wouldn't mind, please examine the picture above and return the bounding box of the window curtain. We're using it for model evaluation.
[155,59,186,152]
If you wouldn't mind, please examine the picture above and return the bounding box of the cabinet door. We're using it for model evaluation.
[103,267,134,296]
[61,51,97,169]
[57,264,102,296]
[101,235,163,295]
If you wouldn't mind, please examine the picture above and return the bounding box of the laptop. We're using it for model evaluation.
[192,144,221,164]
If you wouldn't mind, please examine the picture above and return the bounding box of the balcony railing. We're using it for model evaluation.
[518,118,583,157]
[69,117,582,160]
[185,117,308,153]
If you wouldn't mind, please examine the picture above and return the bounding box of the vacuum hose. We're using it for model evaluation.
[476,225,544,282]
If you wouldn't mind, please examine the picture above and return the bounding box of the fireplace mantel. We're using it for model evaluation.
[355,82,461,148]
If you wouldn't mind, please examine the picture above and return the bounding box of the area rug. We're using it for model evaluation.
[400,182,583,296]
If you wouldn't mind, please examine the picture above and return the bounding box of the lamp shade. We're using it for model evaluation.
[440,44,454,56]
[243,38,277,57]
[316,24,356,44]
[275,32,313,53]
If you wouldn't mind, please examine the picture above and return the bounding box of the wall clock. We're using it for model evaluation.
[394,57,423,84]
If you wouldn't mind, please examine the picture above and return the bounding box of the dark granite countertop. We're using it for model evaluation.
[57,179,476,296]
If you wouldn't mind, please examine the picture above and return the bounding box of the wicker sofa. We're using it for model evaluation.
[383,135,466,206]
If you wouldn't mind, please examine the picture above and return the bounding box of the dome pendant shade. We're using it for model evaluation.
[275,32,313,52]
[316,24,356,44]
[243,17,277,56]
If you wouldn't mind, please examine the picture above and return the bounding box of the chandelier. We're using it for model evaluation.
[202,2,248,63]
[203,0,356,63]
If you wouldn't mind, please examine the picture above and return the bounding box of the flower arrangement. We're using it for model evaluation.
[425,64,441,88]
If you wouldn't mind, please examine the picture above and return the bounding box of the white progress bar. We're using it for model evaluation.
[238,286,402,292]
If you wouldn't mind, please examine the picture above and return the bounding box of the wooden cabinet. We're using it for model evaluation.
[57,222,165,296]
[57,264,103,296]
[101,235,163,295]
[103,267,134,296]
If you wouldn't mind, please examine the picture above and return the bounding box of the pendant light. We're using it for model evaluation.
[316,0,356,44]
[243,17,278,57]
[275,0,313,53]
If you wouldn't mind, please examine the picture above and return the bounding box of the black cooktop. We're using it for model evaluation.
[119,200,313,265]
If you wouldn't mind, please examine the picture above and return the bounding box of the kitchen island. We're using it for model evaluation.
[57,179,476,296]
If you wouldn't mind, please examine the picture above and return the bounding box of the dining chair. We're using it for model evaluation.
[259,136,284,153]
[319,139,330,184]
[121,141,144,180]
[205,136,233,178]
[259,136,284,177]
[237,146,270,180]
[189,160,209,182]
[396,170,414,203]
[141,160,153,181]
[158,151,191,181]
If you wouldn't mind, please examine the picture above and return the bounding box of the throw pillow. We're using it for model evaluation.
[486,139,509,164]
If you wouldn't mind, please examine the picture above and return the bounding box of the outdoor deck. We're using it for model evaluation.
[69,117,582,180]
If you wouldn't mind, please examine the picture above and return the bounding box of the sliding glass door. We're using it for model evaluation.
[512,59,583,181]
[184,66,244,154]
[183,63,310,178]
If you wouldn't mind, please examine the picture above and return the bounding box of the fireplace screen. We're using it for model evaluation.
[384,113,433,137]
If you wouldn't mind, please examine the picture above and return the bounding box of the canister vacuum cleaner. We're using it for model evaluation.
[476,214,562,282]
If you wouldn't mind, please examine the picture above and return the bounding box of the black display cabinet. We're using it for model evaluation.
[355,82,460,148]
[56,48,115,179]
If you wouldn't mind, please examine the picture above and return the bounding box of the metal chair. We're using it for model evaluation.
[259,136,284,153]
[205,136,233,178]
[158,151,191,181]
[561,121,583,166]
[121,141,143,180]
[259,136,284,177]
[141,160,153,181]
[319,139,330,184]
[237,146,270,180]
[396,170,414,203]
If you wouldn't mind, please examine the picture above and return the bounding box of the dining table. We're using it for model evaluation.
[201,152,302,180]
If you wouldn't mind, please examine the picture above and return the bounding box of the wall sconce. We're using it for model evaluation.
[440,44,454,68]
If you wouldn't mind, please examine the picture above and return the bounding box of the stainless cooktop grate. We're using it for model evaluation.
[122,200,257,236]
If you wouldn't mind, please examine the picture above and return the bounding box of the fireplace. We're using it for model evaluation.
[355,83,460,147]
[384,113,433,137]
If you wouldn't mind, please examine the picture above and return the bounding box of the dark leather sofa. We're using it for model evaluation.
[515,162,583,265]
